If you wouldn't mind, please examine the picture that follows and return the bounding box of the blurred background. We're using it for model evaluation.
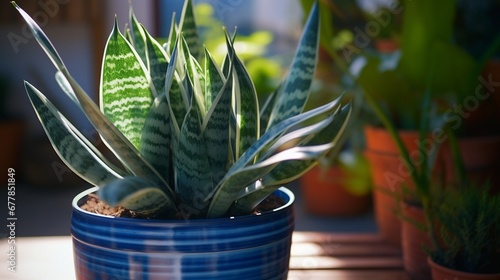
[0,0,498,237]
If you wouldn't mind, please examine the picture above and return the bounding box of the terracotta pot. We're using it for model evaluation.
[428,257,500,280]
[364,126,422,247]
[463,59,500,136]
[300,166,371,217]
[401,203,431,280]
[439,135,500,192]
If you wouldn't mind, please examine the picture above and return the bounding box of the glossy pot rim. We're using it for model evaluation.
[72,186,295,223]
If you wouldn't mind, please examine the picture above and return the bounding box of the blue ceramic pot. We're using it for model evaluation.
[71,187,295,280]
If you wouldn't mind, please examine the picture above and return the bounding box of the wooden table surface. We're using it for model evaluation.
[1,232,410,280]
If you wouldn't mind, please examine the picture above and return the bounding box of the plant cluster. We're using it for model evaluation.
[14,0,350,219]
[427,182,500,274]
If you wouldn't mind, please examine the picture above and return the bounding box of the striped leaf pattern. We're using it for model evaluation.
[175,104,213,208]
[207,144,333,218]
[15,1,347,219]
[15,3,170,192]
[202,60,233,185]
[204,48,225,113]
[100,20,154,150]
[140,94,171,187]
[25,81,125,187]
[181,36,205,115]
[130,8,148,66]
[266,2,319,130]
[205,98,342,207]
[165,16,179,56]
[179,0,201,59]
[167,41,189,131]
[142,25,169,95]
[225,32,260,159]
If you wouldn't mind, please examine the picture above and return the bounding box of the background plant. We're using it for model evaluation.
[427,181,500,273]
[14,0,350,219]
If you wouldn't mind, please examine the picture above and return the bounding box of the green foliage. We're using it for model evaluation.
[14,0,351,219]
[195,2,282,97]
[427,183,500,274]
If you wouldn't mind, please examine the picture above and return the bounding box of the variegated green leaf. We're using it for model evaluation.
[302,103,352,147]
[226,97,342,176]
[24,81,126,187]
[207,143,333,218]
[15,5,171,195]
[98,177,177,216]
[266,2,319,129]
[202,59,233,185]
[181,36,205,114]
[100,19,154,150]
[224,31,259,159]
[130,7,148,66]
[204,47,225,113]
[166,14,178,56]
[261,103,351,187]
[142,24,169,95]
[141,94,171,186]
[166,37,189,132]
[258,113,336,161]
[175,103,213,209]
[179,0,201,59]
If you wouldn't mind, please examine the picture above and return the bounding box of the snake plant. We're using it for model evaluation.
[14,0,351,219]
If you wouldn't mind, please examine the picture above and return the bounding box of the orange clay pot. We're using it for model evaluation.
[401,203,431,280]
[300,166,371,217]
[428,257,500,280]
[364,126,423,247]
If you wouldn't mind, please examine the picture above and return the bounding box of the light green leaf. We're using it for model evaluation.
[100,19,154,150]
[24,81,125,187]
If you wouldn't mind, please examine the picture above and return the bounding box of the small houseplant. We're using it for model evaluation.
[426,181,500,279]
[13,0,350,279]
[424,131,500,279]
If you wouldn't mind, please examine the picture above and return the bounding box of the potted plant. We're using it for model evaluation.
[300,148,372,217]
[13,0,351,279]
[426,181,500,279]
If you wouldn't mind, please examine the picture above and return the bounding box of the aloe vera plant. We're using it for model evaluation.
[14,0,350,219]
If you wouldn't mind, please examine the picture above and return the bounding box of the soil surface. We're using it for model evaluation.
[80,193,286,220]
